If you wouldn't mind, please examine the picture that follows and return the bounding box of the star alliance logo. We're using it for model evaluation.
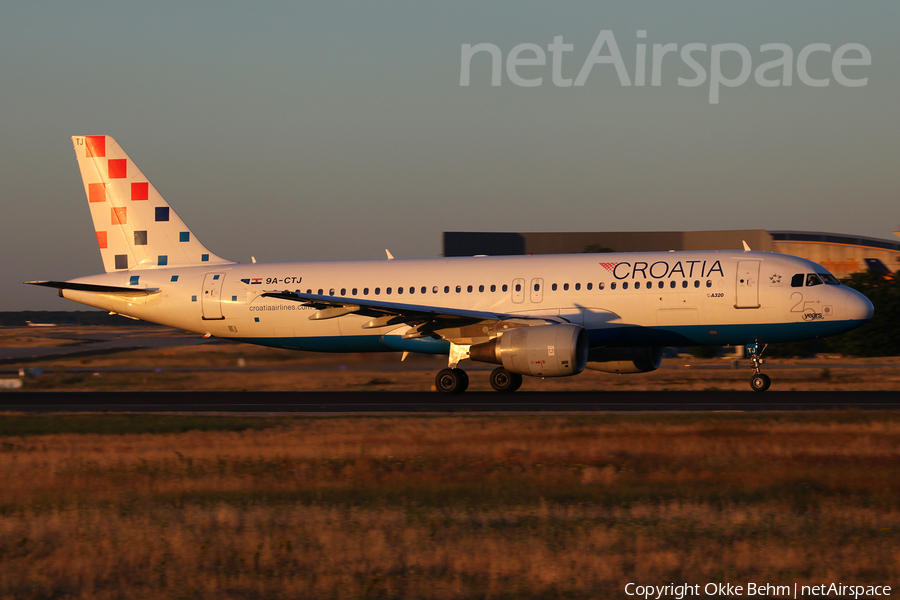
[769,274,782,284]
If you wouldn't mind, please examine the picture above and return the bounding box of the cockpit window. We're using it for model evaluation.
[806,273,823,286]
[817,273,841,285]
[791,274,804,288]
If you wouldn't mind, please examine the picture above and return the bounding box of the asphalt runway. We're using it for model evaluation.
[1,390,898,413]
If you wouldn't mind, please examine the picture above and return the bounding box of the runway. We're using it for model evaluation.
[1,390,898,413]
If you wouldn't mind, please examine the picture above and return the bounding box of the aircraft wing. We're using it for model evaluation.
[260,290,564,337]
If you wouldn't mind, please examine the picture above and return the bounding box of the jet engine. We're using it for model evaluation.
[585,347,663,374]
[468,324,588,377]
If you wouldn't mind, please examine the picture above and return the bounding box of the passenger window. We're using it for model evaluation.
[490,284,496,292]
[408,287,414,295]
[352,288,358,295]
[318,289,323,295]
[467,285,473,293]
[611,282,616,290]
[791,274,804,287]
[375,288,381,295]
[706,280,712,288]
[444,286,450,293]
[563,283,569,291]
[502,284,508,292]
[398,287,403,294]
[575,283,581,291]
[431,286,437,294]
[387,287,393,295]
[670,281,676,288]
[364,288,369,295]
[479,285,484,292]
[515,283,521,292]
[658,281,664,289]
[456,285,461,293]
[635,281,641,289]
[340,288,346,295]
[552,283,558,291]
[587,283,592,291]
[682,281,688,288]
[623,282,629,290]
[534,283,540,291]
[806,273,823,286]
[598,282,605,290]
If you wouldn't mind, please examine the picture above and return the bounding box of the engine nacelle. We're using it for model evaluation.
[469,324,588,377]
[585,347,663,374]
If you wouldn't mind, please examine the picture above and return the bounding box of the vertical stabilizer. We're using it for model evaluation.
[72,135,233,272]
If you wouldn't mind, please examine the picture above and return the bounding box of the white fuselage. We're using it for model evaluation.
[61,250,874,355]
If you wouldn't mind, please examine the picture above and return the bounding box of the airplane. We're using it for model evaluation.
[26,136,874,393]
[25,321,58,327]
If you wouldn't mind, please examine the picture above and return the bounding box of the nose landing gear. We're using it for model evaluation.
[746,341,771,392]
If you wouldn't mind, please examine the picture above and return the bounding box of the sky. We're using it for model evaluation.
[2,1,898,310]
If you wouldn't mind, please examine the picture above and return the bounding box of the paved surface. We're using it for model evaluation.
[1,391,898,413]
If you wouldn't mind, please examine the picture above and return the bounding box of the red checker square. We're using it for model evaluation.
[131,182,149,200]
[111,207,127,225]
[96,231,108,249]
[89,183,106,203]
[108,159,127,179]
[85,136,106,157]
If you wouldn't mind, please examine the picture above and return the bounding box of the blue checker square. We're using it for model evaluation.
[155,207,170,222]
[170,275,179,282]
[129,276,140,286]
[179,232,190,242]
[202,254,209,262]
[158,255,168,266]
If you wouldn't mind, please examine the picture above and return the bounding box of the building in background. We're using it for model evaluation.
[443,230,900,278]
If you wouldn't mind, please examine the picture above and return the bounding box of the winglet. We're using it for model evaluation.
[742,240,751,252]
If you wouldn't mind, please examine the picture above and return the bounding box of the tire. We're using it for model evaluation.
[490,367,523,393]
[435,368,468,394]
[750,373,771,392]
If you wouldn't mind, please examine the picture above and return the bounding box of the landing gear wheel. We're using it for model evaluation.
[750,373,771,392]
[490,367,523,393]
[435,368,469,394]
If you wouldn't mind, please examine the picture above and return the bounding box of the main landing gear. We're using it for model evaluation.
[435,368,469,394]
[747,341,771,392]
[434,367,522,394]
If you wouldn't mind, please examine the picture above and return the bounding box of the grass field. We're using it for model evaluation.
[1,412,899,599]
[4,326,900,392]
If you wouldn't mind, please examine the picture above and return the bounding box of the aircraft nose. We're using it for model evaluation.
[846,288,874,322]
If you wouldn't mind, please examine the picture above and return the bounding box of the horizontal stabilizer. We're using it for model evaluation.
[25,281,160,296]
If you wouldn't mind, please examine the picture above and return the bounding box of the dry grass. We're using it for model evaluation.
[5,325,900,391]
[1,413,899,599]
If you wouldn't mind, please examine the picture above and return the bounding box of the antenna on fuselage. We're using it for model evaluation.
[742,240,751,252]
